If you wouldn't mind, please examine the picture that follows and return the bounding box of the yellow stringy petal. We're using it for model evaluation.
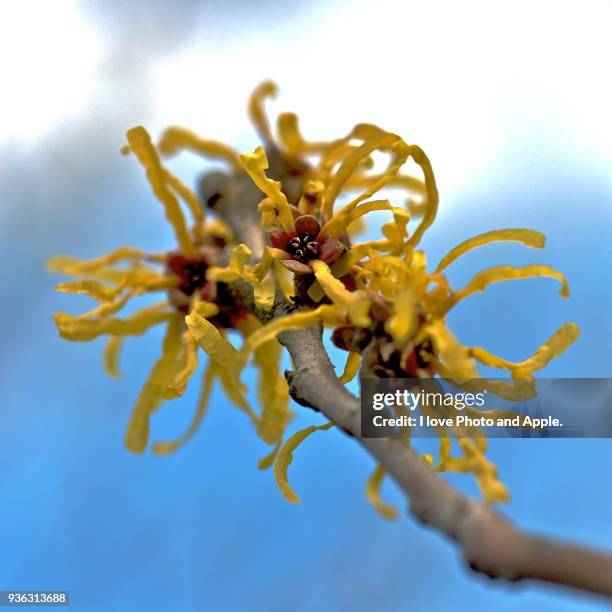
[311,260,370,327]
[353,206,411,255]
[206,244,251,283]
[433,433,509,503]
[217,364,257,422]
[243,305,345,355]
[385,288,418,346]
[229,243,252,276]
[126,126,195,255]
[435,229,546,273]
[277,112,305,155]
[305,281,325,306]
[338,352,361,384]
[241,146,295,232]
[185,307,237,367]
[258,442,281,471]
[277,112,336,157]
[323,126,409,218]
[54,302,172,341]
[72,289,136,321]
[469,322,580,377]
[274,422,334,503]
[254,271,276,311]
[56,280,121,302]
[153,362,217,455]
[248,80,278,144]
[163,331,199,399]
[185,302,257,423]
[255,339,292,445]
[53,263,167,288]
[205,267,238,283]
[163,169,204,225]
[433,363,536,401]
[405,145,439,248]
[422,321,479,379]
[321,199,394,239]
[365,465,399,520]
[347,215,367,239]
[452,264,569,307]
[47,247,145,275]
[125,315,184,453]
[207,244,280,285]
[330,244,371,279]
[272,257,294,302]
[104,336,123,379]
[458,439,509,504]
[342,173,426,198]
[157,126,242,171]
[231,305,346,386]
[207,245,278,310]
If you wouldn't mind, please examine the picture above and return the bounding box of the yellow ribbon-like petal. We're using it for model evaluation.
[206,245,279,311]
[163,331,199,399]
[274,422,334,503]
[185,307,237,367]
[469,322,580,377]
[225,304,346,397]
[124,314,185,453]
[338,352,361,384]
[218,364,257,422]
[157,126,242,171]
[277,112,305,155]
[432,435,509,503]
[449,264,569,310]
[47,247,145,276]
[258,442,281,471]
[126,126,195,255]
[405,145,439,249]
[385,287,418,346]
[104,336,123,379]
[365,465,399,520]
[163,169,204,226]
[457,439,510,503]
[322,125,409,218]
[435,229,546,273]
[69,288,138,322]
[254,271,276,311]
[420,321,479,379]
[255,339,292,445]
[321,199,395,240]
[248,80,278,144]
[56,280,121,302]
[238,305,346,368]
[54,302,172,341]
[240,146,295,232]
[153,361,217,455]
[184,303,257,420]
[311,260,370,327]
[342,173,426,198]
[277,112,334,156]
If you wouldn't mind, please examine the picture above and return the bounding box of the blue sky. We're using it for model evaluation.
[0,1,611,611]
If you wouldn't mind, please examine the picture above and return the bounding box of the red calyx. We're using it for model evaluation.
[268,214,347,267]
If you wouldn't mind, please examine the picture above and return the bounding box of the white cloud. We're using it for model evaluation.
[0,0,104,144]
[151,0,612,198]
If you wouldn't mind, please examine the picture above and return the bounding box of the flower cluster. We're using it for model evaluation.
[49,124,289,457]
[50,82,579,516]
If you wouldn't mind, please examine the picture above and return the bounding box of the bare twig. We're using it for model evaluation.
[206,169,612,600]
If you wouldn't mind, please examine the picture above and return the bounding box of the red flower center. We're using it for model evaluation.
[181,261,208,294]
[285,233,320,263]
[168,257,208,296]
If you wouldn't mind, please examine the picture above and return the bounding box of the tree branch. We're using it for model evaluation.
[206,171,612,601]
